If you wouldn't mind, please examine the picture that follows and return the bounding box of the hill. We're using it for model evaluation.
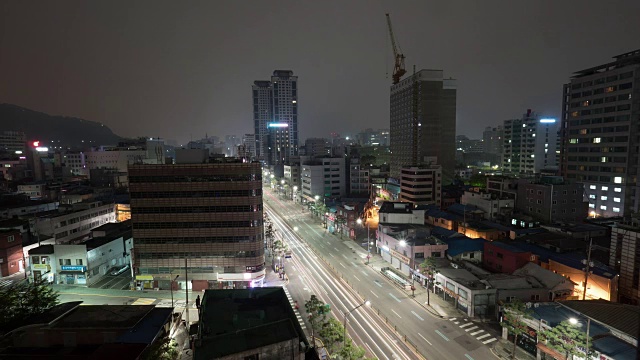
[0,104,121,148]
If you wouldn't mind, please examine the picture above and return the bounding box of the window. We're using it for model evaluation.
[601,196,607,201]
[505,296,516,303]
[588,194,595,199]
[602,186,608,191]
[589,203,595,208]
[614,177,623,184]
[600,205,607,210]
[614,197,621,203]
[593,138,601,143]
[76,259,83,266]
[531,294,540,301]
[7,235,15,242]
[614,187,622,192]
[589,185,596,190]
[613,207,620,213]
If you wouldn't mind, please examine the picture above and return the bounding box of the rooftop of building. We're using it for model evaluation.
[441,237,486,257]
[559,300,640,339]
[91,220,131,235]
[83,229,131,251]
[28,244,54,255]
[196,287,308,359]
[486,241,529,253]
[436,266,487,290]
[512,262,574,289]
[573,48,640,78]
[0,301,81,336]
[378,201,414,214]
[51,305,156,329]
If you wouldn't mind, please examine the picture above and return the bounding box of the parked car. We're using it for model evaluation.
[110,265,130,276]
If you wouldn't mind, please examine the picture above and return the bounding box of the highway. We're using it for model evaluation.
[265,190,497,360]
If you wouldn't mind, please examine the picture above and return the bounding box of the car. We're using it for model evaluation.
[111,265,130,276]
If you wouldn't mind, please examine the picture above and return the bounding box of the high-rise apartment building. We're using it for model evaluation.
[502,109,559,175]
[129,160,265,290]
[300,157,346,201]
[0,131,26,155]
[399,165,442,206]
[390,70,457,184]
[610,216,640,304]
[483,126,503,155]
[560,49,640,218]
[252,70,299,165]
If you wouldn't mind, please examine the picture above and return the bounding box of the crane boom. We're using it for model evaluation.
[385,13,406,84]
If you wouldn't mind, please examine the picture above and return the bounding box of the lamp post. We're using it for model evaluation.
[170,274,179,309]
[292,185,298,202]
[357,218,372,264]
[569,317,591,358]
[343,300,371,348]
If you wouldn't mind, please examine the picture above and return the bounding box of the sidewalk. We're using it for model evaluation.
[491,338,537,360]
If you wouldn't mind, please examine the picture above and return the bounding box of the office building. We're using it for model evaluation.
[349,157,370,196]
[399,165,442,206]
[502,109,559,175]
[560,49,640,217]
[128,160,265,290]
[390,69,457,183]
[300,157,346,202]
[252,70,299,164]
[0,130,26,155]
[515,176,587,224]
[483,126,503,155]
[267,122,290,166]
[241,133,256,159]
[610,215,640,304]
[304,137,328,157]
[357,128,390,146]
[33,201,116,244]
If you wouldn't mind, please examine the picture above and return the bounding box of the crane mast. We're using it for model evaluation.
[386,13,406,84]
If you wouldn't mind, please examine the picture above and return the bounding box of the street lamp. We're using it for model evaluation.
[170,274,179,309]
[569,317,591,357]
[399,240,407,247]
[343,300,371,348]
[292,185,298,201]
[357,219,372,264]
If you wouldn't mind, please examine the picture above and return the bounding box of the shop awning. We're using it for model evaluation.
[135,275,154,281]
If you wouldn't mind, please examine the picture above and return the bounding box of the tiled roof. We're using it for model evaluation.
[559,300,640,338]
[442,237,486,256]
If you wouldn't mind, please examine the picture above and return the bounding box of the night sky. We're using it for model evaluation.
[1,1,638,144]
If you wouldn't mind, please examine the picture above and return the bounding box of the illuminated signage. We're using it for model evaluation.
[60,265,86,272]
[539,119,556,123]
[32,141,40,147]
[268,123,288,128]
[35,147,49,152]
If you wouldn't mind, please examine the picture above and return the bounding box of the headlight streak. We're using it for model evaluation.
[266,206,418,360]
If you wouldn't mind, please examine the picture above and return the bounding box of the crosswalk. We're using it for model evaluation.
[283,287,306,330]
[0,280,13,289]
[448,317,497,345]
[131,297,156,305]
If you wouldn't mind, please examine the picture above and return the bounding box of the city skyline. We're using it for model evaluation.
[1,1,638,144]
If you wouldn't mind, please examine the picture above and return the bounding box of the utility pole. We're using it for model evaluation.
[185,258,190,326]
[582,237,593,301]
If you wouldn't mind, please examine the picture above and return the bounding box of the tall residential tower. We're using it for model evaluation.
[560,49,640,217]
[252,70,299,165]
[389,70,457,184]
[502,109,559,175]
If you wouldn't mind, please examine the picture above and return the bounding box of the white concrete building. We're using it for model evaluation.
[300,157,346,201]
[502,109,559,175]
[377,202,425,225]
[33,201,116,244]
[461,189,514,220]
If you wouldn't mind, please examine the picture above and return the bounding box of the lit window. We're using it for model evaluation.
[589,185,596,190]
[593,138,601,143]
[523,124,526,128]
[614,187,622,192]
[545,143,548,148]
[570,138,578,144]
[589,203,595,208]
[571,111,579,117]
[601,196,607,201]
[601,157,607,163]
[588,194,596,199]
[614,197,621,203]
[614,176,622,184]
[605,86,615,93]
[531,154,535,158]
[613,207,620,213]
[602,186,608,191]
[600,205,607,210]
[579,129,588,135]
[582,101,590,106]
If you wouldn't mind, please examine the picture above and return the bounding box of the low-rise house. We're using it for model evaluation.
[0,302,173,360]
[377,224,448,275]
[484,241,534,274]
[434,265,497,317]
[194,288,311,360]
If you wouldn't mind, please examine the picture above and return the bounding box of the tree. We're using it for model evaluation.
[337,337,370,360]
[540,320,592,360]
[419,256,439,305]
[467,174,487,188]
[0,278,59,330]
[319,317,344,353]
[335,215,347,238]
[500,299,532,360]
[141,334,179,360]
[305,295,329,349]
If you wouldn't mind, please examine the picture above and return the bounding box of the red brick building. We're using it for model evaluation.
[483,241,533,274]
[0,229,23,277]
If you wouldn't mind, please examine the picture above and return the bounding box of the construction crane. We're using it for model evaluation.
[386,13,406,84]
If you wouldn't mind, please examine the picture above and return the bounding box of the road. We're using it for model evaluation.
[265,190,497,360]
[89,269,132,290]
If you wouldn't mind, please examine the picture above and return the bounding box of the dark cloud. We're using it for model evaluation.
[0,1,638,144]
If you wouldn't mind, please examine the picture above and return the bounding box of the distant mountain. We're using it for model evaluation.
[0,104,122,148]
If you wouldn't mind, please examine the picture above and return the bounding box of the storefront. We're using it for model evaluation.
[32,263,53,283]
[135,275,155,290]
[59,265,87,285]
